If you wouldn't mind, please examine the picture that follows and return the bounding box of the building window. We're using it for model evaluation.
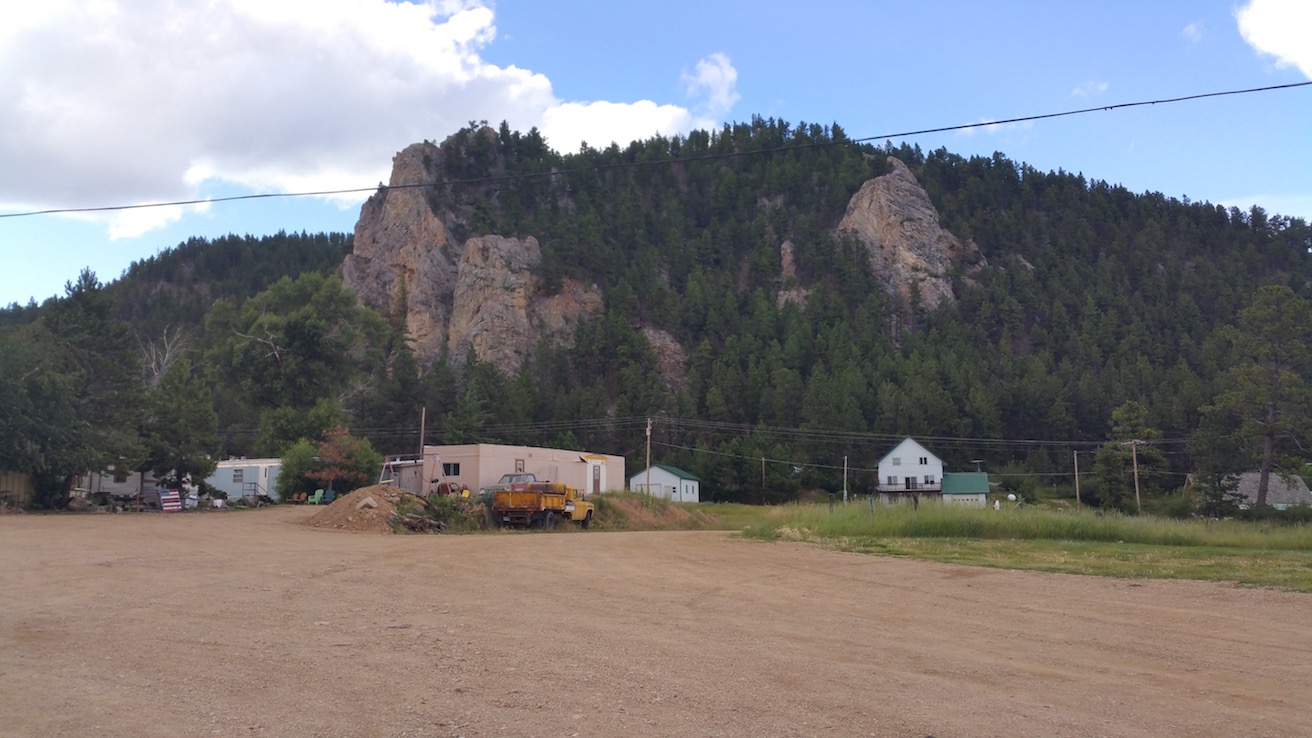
[925,475,935,484]
[232,468,244,484]
[442,462,461,476]
[919,457,928,465]
[891,457,901,466]
[515,459,525,473]
[886,475,898,485]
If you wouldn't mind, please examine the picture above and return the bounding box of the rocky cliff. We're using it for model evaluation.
[342,138,979,374]
[341,139,602,368]
[837,157,984,310]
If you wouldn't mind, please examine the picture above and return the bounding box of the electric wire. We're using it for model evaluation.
[3,81,1307,220]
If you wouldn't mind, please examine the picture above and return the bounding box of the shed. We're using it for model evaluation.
[941,472,989,507]
[628,464,701,503]
[0,469,36,509]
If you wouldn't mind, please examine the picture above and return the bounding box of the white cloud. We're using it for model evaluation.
[683,52,741,118]
[1181,20,1204,43]
[956,118,1035,138]
[107,201,211,240]
[1071,81,1110,98]
[0,1,738,236]
[540,101,693,153]
[1220,192,1312,222]
[1236,0,1312,78]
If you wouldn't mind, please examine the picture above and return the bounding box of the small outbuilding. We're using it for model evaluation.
[941,472,989,507]
[628,464,701,503]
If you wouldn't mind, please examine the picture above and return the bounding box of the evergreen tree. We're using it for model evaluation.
[1211,285,1312,508]
[142,358,220,489]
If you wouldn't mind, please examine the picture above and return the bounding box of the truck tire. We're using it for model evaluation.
[541,511,556,530]
[580,510,592,529]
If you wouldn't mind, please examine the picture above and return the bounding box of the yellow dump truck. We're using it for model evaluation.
[484,474,594,529]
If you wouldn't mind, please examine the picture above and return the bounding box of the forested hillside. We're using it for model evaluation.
[2,119,1309,510]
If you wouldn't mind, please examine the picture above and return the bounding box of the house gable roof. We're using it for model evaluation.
[877,437,941,467]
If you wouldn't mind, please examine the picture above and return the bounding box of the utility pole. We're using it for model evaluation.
[418,406,426,458]
[1072,449,1081,506]
[843,455,848,503]
[1130,440,1142,512]
[645,417,652,497]
[761,456,766,505]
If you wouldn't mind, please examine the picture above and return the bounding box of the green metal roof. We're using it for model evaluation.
[941,472,989,495]
[649,463,701,481]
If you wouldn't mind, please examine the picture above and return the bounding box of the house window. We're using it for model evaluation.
[919,457,928,465]
[442,462,461,476]
[891,458,901,466]
[232,469,244,484]
[925,475,935,484]
[905,478,917,490]
[886,475,898,485]
[515,459,525,473]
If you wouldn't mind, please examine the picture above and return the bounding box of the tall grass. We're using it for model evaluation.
[739,501,1312,551]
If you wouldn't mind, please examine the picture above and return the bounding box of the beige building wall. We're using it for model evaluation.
[421,444,625,496]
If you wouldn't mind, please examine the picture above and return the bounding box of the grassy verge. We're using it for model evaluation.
[734,502,1312,591]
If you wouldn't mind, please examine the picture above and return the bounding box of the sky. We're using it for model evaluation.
[1,0,1309,308]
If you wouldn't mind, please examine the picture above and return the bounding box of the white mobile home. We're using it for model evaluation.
[421,444,624,496]
[207,459,283,502]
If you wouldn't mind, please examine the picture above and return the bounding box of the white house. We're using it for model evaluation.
[628,464,701,503]
[207,458,283,502]
[421,443,624,497]
[877,438,943,495]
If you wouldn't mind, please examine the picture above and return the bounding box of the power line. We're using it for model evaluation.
[3,81,1306,220]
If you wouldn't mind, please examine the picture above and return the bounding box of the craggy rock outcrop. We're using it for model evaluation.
[837,157,985,310]
[641,326,688,391]
[776,239,810,309]
[341,140,602,367]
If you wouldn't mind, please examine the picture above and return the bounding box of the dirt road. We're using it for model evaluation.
[2,507,1308,737]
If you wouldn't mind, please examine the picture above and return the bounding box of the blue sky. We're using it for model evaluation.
[2,0,1309,307]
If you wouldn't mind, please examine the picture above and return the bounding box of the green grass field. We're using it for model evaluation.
[729,500,1312,591]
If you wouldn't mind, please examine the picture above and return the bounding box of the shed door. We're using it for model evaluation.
[592,464,601,494]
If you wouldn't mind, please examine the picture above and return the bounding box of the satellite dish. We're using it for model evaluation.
[1006,493,1017,502]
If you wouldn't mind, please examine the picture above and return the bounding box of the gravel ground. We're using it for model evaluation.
[2,506,1309,737]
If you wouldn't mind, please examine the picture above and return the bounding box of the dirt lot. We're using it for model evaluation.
[2,507,1309,738]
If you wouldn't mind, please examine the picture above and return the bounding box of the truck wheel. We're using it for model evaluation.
[580,511,592,529]
[541,511,556,530]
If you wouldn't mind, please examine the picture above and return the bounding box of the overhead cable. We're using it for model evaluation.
[2,81,1307,220]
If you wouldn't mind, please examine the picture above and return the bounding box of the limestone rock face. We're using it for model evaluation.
[341,140,601,367]
[837,157,984,310]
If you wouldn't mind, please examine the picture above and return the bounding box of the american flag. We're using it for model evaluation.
[160,489,182,512]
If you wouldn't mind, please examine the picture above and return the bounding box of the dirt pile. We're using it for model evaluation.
[301,485,411,533]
